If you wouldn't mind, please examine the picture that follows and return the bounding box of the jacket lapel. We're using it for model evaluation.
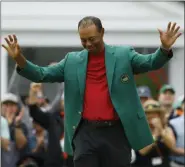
[77,44,116,99]
[77,50,88,99]
[105,44,116,93]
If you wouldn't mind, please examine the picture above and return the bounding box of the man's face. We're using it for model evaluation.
[79,24,104,53]
[146,112,160,130]
[2,102,18,114]
[158,90,175,106]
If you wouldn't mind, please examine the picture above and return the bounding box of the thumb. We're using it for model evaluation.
[157,29,163,36]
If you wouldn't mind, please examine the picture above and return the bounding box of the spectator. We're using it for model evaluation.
[21,87,64,167]
[1,93,29,167]
[169,97,184,167]
[158,84,176,120]
[172,95,184,118]
[29,121,47,154]
[132,99,175,167]
[1,105,11,152]
[137,86,152,106]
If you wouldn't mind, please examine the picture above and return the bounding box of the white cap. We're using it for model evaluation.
[1,93,19,104]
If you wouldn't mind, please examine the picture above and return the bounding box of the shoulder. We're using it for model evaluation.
[111,45,132,51]
[111,45,134,56]
[1,116,7,125]
[169,116,182,125]
[111,45,133,60]
[67,49,86,59]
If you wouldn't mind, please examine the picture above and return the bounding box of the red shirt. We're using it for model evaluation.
[82,49,118,120]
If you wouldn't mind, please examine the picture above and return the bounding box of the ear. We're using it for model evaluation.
[101,28,105,37]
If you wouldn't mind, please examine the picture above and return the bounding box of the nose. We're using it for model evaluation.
[86,40,92,47]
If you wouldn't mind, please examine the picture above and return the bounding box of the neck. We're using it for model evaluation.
[162,105,173,113]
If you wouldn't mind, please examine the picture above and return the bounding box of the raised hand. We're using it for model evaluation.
[15,108,24,125]
[2,35,22,59]
[4,108,15,125]
[158,22,182,49]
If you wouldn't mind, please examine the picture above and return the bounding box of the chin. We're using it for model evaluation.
[88,49,97,53]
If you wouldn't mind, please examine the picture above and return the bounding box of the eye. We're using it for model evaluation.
[89,38,95,42]
[81,39,86,43]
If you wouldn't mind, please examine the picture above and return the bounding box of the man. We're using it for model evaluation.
[1,105,11,156]
[169,97,184,167]
[132,99,175,167]
[158,84,176,120]
[2,16,181,167]
[137,85,152,106]
[172,95,184,117]
[1,93,29,167]
[16,83,64,167]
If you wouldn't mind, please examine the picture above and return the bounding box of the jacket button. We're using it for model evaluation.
[73,126,76,130]
[78,111,81,115]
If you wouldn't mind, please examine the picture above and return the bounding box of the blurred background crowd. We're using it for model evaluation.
[1,1,184,167]
[1,81,184,167]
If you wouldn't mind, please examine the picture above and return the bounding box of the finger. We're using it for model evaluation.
[13,34,17,43]
[170,22,176,32]
[167,22,171,32]
[158,29,163,36]
[4,38,11,46]
[173,26,180,35]
[2,44,9,51]
[8,35,13,43]
[174,32,182,40]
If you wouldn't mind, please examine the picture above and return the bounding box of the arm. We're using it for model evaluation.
[129,47,173,74]
[160,127,176,150]
[29,104,50,129]
[2,35,68,83]
[16,53,69,83]
[139,143,156,155]
[168,124,185,156]
[1,137,10,151]
[171,148,185,156]
[49,83,64,113]
[14,125,28,150]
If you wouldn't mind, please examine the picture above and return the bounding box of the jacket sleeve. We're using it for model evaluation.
[28,104,50,129]
[16,53,69,83]
[129,47,173,74]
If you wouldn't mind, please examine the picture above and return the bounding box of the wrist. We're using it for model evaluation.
[160,45,171,51]
[15,121,21,127]
[160,129,166,137]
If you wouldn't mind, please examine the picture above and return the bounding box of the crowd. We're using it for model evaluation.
[1,79,184,167]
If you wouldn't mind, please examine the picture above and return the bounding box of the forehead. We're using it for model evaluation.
[146,112,160,117]
[79,24,99,38]
[161,90,174,95]
[2,102,18,106]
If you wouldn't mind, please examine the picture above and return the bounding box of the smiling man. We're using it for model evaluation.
[2,16,182,167]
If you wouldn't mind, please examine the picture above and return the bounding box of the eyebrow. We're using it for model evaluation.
[81,36,97,40]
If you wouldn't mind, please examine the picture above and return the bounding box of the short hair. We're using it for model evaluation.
[78,16,103,32]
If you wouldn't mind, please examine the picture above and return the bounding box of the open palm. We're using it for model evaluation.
[2,35,21,59]
[158,22,181,49]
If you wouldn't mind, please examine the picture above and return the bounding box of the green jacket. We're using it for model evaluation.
[17,44,172,155]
